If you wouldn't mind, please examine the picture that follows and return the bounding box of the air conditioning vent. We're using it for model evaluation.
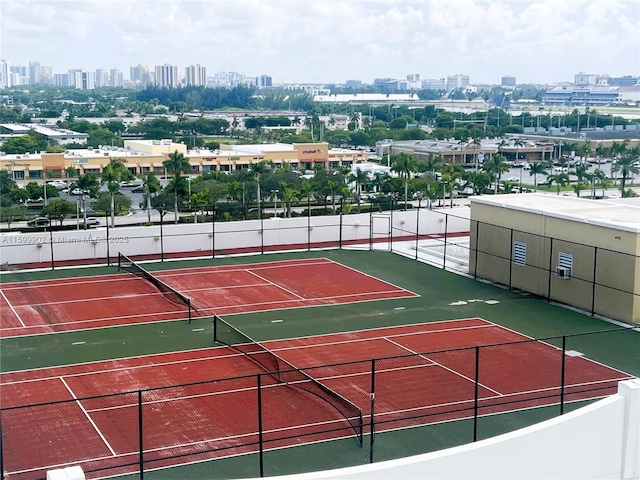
[556,266,572,279]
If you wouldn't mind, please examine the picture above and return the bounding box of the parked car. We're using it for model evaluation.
[71,188,90,195]
[81,217,101,227]
[131,186,144,193]
[27,217,50,227]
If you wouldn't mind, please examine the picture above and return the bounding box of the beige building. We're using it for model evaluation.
[1,141,365,181]
[469,194,640,324]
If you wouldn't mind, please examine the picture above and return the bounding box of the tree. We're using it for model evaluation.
[470,138,482,172]
[278,181,299,218]
[612,154,640,197]
[0,205,28,228]
[189,188,209,223]
[101,159,130,227]
[349,168,369,213]
[141,172,162,223]
[75,173,100,228]
[483,154,510,195]
[528,162,548,191]
[391,152,418,210]
[226,180,243,203]
[250,161,270,219]
[42,198,76,226]
[546,172,570,195]
[512,137,524,162]
[163,150,191,223]
[325,180,345,213]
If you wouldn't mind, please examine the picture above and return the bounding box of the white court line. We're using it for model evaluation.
[384,336,504,396]
[59,377,117,456]
[245,269,306,300]
[0,287,25,327]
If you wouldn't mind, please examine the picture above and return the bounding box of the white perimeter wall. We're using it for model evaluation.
[0,209,471,267]
[256,379,640,480]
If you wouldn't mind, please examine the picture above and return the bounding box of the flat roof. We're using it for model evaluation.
[471,193,640,233]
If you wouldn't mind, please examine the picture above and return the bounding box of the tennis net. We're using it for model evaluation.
[118,252,198,322]
[213,315,363,444]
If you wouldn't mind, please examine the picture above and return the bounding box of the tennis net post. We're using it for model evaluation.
[118,252,196,323]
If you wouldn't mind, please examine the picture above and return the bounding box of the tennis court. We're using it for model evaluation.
[1,316,632,479]
[0,257,417,338]
[1,250,638,479]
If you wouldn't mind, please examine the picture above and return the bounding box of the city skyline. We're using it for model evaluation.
[2,0,638,85]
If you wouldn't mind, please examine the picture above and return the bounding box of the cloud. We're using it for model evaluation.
[1,0,638,84]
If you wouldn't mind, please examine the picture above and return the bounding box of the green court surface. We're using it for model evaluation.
[1,249,638,478]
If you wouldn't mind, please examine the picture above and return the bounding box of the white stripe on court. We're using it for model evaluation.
[59,377,117,457]
[0,288,25,327]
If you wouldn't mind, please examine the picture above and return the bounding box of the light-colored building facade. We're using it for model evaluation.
[154,64,179,88]
[185,65,207,87]
[1,141,363,181]
[469,194,640,324]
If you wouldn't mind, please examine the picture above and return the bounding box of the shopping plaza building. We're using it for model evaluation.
[0,140,369,181]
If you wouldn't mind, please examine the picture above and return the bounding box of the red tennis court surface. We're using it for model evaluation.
[1,318,632,479]
[0,258,417,338]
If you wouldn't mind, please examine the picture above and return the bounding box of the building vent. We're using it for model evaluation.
[513,241,526,266]
[556,252,573,279]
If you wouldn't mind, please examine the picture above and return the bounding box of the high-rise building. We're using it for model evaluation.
[446,74,470,91]
[68,69,83,88]
[501,76,516,87]
[110,68,124,87]
[130,64,152,86]
[54,73,69,87]
[95,68,109,88]
[29,61,42,85]
[185,65,206,86]
[257,74,272,88]
[154,64,179,88]
[0,60,9,89]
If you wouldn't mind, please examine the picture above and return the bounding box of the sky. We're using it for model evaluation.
[1,0,639,85]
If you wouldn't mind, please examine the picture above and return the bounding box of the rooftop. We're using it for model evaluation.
[471,193,640,233]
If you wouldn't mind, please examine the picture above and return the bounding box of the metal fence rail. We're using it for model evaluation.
[1,327,636,479]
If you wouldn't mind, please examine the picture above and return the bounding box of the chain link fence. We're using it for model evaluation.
[1,327,635,479]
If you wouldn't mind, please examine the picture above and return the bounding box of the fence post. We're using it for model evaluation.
[211,206,216,259]
[48,219,55,270]
[591,247,598,316]
[138,390,144,480]
[442,213,448,270]
[415,198,421,260]
[307,198,311,251]
[1,409,4,480]
[508,228,514,289]
[257,374,264,477]
[547,238,554,300]
[105,210,110,266]
[389,199,394,252]
[369,209,373,251]
[339,199,343,249]
[369,358,376,464]
[560,335,566,415]
[473,345,480,442]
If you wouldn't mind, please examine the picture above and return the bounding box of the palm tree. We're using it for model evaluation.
[470,138,482,173]
[325,180,344,213]
[299,179,316,203]
[390,152,418,210]
[349,168,369,213]
[528,162,548,191]
[75,173,99,229]
[189,188,209,224]
[279,181,299,218]
[463,171,491,195]
[423,154,444,173]
[226,180,242,203]
[546,172,570,195]
[372,171,389,195]
[163,150,191,223]
[512,137,524,163]
[251,161,270,219]
[101,159,130,227]
[572,182,587,198]
[483,153,510,195]
[142,172,161,223]
[612,154,640,197]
